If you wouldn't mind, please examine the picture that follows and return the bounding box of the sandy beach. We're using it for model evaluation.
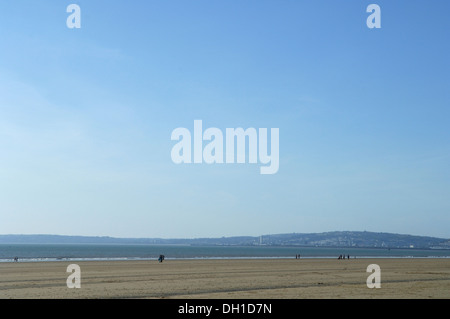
[1,258,449,299]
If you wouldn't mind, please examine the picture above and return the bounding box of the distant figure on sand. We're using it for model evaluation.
[158,255,165,263]
[14,257,18,262]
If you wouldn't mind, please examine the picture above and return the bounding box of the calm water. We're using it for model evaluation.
[0,244,449,262]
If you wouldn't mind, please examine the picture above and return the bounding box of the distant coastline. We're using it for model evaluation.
[1,231,449,249]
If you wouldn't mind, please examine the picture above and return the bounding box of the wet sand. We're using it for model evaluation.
[1,258,449,299]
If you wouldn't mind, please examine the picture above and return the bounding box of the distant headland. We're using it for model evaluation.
[1,231,449,249]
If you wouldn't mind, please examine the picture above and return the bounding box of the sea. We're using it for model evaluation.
[0,244,449,262]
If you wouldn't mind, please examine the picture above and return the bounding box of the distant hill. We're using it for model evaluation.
[0,231,449,249]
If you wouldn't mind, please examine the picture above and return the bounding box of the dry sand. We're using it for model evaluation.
[1,258,449,299]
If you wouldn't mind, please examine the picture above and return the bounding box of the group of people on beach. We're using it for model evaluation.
[11,254,355,262]
[295,254,353,259]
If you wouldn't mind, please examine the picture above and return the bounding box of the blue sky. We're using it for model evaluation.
[0,1,449,238]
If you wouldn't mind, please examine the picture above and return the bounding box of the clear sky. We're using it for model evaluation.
[0,1,449,239]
